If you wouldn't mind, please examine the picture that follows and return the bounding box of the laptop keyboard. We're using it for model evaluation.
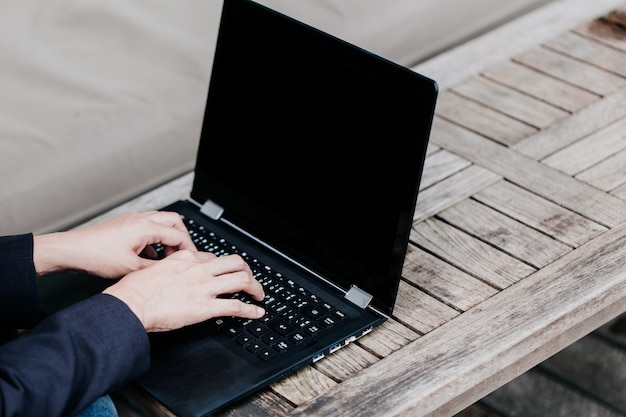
[163,216,349,361]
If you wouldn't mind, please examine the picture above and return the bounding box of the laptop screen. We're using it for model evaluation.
[191,0,437,315]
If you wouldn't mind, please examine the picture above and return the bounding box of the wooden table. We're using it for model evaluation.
[94,0,626,415]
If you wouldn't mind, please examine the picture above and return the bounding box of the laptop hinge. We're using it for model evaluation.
[200,199,224,220]
[345,285,373,309]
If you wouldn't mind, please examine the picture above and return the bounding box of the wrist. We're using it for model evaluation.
[32,232,77,276]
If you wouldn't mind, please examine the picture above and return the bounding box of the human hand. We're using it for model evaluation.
[33,211,196,278]
[103,250,265,332]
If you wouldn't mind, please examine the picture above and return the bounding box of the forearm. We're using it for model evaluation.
[0,294,150,417]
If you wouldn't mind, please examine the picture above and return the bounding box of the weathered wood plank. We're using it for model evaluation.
[287,221,626,417]
[403,245,498,311]
[393,280,460,334]
[270,367,337,407]
[438,198,571,268]
[451,76,569,129]
[435,91,537,146]
[413,163,501,224]
[434,118,626,227]
[421,148,472,190]
[411,218,535,289]
[473,180,607,247]
[216,390,293,417]
[413,0,626,90]
[426,142,441,157]
[612,181,626,200]
[545,30,626,76]
[513,46,626,96]
[356,318,420,358]
[312,343,378,382]
[512,88,626,160]
[482,60,599,112]
[574,6,626,52]
[542,117,626,175]
[575,147,626,191]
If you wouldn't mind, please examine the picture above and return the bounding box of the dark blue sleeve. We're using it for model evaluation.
[0,234,151,417]
[0,294,150,417]
[0,234,38,329]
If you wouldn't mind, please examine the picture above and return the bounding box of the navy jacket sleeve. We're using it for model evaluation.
[0,234,38,329]
[0,234,151,417]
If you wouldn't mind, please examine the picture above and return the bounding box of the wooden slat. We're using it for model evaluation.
[473,180,608,247]
[426,142,441,157]
[413,163,501,223]
[513,46,626,95]
[356,318,420,358]
[270,367,337,407]
[420,148,471,190]
[412,0,626,90]
[545,31,626,76]
[482,60,599,112]
[287,221,626,417]
[574,7,626,52]
[312,343,378,382]
[217,390,293,417]
[433,117,626,227]
[393,280,460,334]
[411,218,535,289]
[612,181,626,200]
[575,147,626,191]
[403,245,498,311]
[435,91,537,146]
[542,117,626,175]
[512,88,626,160]
[451,76,569,129]
[438,199,571,268]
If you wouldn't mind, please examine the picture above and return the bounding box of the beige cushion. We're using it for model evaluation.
[0,0,552,234]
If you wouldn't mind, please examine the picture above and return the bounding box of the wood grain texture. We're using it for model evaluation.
[512,88,626,160]
[437,198,571,268]
[545,31,626,76]
[450,76,569,129]
[356,317,420,358]
[393,280,460,334]
[413,164,501,224]
[411,218,535,289]
[413,0,626,90]
[575,147,626,191]
[542,117,626,176]
[472,180,607,247]
[435,91,537,146]
[97,3,626,416]
[403,245,498,311]
[433,117,626,227]
[513,46,626,96]
[286,222,626,417]
[482,60,599,112]
[420,148,472,190]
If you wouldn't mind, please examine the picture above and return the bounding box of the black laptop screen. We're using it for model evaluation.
[191,0,437,315]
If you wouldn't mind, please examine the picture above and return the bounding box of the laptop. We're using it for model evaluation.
[39,0,437,415]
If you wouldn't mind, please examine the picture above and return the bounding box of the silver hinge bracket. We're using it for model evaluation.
[200,199,224,220]
[345,285,373,309]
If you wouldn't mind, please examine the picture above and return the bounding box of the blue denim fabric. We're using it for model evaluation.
[75,395,118,417]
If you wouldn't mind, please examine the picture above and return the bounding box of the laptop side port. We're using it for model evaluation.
[329,343,342,354]
[312,352,325,362]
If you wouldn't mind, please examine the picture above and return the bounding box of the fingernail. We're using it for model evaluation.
[256,306,265,317]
